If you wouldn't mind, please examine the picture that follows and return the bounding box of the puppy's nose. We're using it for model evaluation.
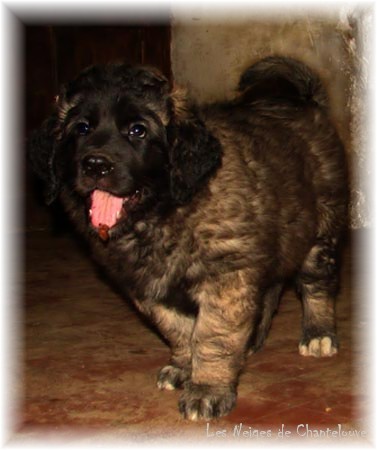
[82,155,114,178]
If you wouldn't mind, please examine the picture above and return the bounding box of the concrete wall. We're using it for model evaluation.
[171,7,372,228]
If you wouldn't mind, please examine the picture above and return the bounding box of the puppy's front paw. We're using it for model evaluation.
[299,335,338,357]
[157,365,190,391]
[179,382,237,420]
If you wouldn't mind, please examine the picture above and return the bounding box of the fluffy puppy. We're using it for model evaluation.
[30,56,348,420]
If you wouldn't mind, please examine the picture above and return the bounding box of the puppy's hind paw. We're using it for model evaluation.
[299,336,338,357]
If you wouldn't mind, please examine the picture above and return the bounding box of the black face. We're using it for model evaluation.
[55,71,172,239]
[30,63,222,241]
[62,95,170,195]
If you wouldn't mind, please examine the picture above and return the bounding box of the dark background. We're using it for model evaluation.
[25,25,171,134]
[24,24,172,229]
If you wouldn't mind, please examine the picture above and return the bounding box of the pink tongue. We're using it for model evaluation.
[90,190,124,229]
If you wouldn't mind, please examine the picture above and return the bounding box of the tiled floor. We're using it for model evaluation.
[14,223,372,445]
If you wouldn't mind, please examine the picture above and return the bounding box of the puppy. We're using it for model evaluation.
[30,56,348,420]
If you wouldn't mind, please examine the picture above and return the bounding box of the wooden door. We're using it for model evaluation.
[25,24,171,133]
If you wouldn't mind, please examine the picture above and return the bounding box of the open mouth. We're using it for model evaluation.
[89,189,141,241]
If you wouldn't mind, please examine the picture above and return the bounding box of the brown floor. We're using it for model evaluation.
[14,223,372,444]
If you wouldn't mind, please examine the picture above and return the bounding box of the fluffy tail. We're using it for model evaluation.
[238,56,328,108]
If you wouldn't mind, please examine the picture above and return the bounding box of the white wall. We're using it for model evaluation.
[171,6,373,228]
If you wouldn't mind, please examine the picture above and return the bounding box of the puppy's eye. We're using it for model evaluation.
[128,124,147,139]
[76,122,90,136]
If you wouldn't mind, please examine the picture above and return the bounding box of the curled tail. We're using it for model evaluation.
[238,56,328,108]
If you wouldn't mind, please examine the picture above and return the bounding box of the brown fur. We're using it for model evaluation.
[29,56,349,420]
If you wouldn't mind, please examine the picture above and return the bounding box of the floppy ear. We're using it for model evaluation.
[168,93,223,204]
[29,114,61,205]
